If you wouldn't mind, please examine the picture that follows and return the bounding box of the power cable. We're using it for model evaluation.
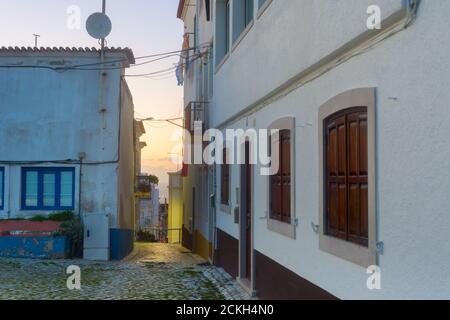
[0,43,212,72]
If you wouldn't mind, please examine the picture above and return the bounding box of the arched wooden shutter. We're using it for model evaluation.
[221,148,230,206]
[325,107,368,247]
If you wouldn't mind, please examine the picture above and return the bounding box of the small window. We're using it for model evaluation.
[0,167,4,210]
[270,130,291,223]
[233,0,254,43]
[221,148,230,206]
[201,46,214,100]
[226,0,230,54]
[215,0,231,66]
[21,167,75,211]
[194,15,198,51]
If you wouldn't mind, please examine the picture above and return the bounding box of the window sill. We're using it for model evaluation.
[20,208,74,212]
[231,20,254,54]
[215,53,230,74]
[257,0,273,19]
[319,234,376,268]
[267,218,296,239]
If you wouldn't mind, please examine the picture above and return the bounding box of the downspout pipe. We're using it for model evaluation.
[78,153,85,219]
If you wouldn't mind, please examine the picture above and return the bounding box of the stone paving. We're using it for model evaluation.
[0,243,250,300]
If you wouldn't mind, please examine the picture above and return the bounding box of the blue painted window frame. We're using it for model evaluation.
[0,167,4,210]
[21,167,75,211]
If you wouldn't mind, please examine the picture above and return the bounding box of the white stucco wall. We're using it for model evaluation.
[180,0,215,243]
[212,0,402,126]
[213,0,450,299]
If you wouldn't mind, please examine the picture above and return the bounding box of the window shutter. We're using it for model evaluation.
[281,130,291,223]
[325,108,368,246]
[270,129,291,223]
[221,148,230,205]
[346,111,368,246]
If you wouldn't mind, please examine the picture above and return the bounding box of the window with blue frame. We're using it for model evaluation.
[0,167,4,210]
[21,167,75,211]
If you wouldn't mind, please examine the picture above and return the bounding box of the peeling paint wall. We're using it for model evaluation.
[0,236,69,259]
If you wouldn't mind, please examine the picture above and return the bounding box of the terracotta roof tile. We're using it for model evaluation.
[0,46,135,64]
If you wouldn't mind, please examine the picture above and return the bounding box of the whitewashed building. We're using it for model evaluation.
[177,0,215,261]
[0,47,139,260]
[178,0,450,299]
[136,183,160,230]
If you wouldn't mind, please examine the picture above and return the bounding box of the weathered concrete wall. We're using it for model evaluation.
[0,53,132,235]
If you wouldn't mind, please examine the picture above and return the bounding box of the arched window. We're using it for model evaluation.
[270,129,292,224]
[318,88,376,268]
[266,117,296,239]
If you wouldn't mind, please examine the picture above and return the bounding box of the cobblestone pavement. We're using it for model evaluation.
[0,243,250,300]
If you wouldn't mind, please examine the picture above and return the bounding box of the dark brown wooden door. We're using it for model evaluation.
[245,141,252,279]
[325,107,368,247]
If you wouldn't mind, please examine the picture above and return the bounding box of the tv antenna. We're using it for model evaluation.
[32,34,40,48]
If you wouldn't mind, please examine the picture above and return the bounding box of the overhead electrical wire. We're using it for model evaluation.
[0,42,212,72]
[124,52,205,78]
[63,53,182,71]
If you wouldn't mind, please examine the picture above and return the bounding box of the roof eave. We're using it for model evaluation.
[177,0,187,20]
[0,46,136,66]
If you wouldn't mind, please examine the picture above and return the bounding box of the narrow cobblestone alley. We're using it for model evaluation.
[0,243,249,300]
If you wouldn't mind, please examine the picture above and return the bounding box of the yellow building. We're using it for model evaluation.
[167,172,183,244]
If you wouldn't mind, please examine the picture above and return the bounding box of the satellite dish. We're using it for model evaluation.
[86,12,112,39]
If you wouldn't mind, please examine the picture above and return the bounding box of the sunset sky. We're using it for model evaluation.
[0,0,185,199]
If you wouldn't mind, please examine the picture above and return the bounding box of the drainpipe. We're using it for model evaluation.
[78,152,86,219]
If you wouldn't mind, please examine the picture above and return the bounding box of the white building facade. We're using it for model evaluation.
[178,0,216,261]
[0,47,138,260]
[179,0,450,299]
